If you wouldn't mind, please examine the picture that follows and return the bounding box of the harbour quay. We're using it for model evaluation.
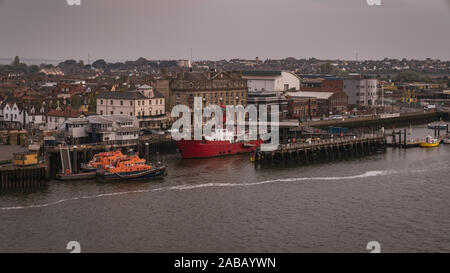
[254,134,386,163]
[0,164,47,190]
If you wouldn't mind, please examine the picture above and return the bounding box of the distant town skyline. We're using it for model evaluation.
[1,0,450,62]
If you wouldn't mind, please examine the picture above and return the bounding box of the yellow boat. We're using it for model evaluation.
[419,136,441,148]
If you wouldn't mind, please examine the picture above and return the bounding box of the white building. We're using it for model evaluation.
[343,74,378,106]
[58,118,90,143]
[59,114,140,144]
[0,100,47,126]
[242,70,301,92]
[96,86,166,129]
[1,101,23,124]
[87,115,139,143]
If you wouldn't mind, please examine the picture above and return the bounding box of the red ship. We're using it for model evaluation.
[176,137,263,159]
[175,103,263,159]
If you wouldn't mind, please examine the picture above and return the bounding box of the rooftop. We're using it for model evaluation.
[286,91,335,100]
[87,114,136,124]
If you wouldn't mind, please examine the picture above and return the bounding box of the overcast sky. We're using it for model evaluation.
[0,0,449,62]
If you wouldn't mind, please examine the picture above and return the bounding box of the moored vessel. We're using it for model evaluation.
[175,102,264,159]
[419,135,441,148]
[176,137,263,159]
[97,154,166,181]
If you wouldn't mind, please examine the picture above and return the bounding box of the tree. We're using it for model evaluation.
[58,59,77,67]
[87,92,97,112]
[12,56,20,67]
[395,71,421,82]
[319,62,333,74]
[28,65,39,74]
[92,59,107,69]
[70,95,82,110]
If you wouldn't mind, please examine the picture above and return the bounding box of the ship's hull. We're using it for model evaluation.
[98,166,167,181]
[81,166,98,173]
[420,142,440,148]
[176,139,263,159]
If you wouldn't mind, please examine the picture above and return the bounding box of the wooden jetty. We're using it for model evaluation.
[0,164,47,190]
[254,134,386,163]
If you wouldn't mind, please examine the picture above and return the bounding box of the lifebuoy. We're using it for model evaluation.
[66,169,70,174]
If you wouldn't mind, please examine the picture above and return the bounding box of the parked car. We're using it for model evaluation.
[329,115,343,120]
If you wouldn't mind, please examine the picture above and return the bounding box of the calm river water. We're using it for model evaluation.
[0,124,449,253]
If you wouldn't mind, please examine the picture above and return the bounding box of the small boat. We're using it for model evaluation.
[427,123,448,130]
[97,154,166,181]
[419,135,441,148]
[443,137,450,144]
[404,140,421,148]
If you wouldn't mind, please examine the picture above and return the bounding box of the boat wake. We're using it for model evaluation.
[0,170,397,211]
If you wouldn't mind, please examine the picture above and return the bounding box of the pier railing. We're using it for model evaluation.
[255,133,386,163]
[276,133,386,152]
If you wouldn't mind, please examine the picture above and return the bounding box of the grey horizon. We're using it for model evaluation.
[0,0,449,62]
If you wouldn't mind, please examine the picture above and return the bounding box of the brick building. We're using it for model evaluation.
[300,76,344,93]
[156,71,248,117]
[286,91,348,118]
[286,96,318,120]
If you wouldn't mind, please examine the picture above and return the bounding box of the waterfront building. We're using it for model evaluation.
[285,91,348,117]
[286,96,318,120]
[59,114,140,145]
[242,70,301,92]
[247,91,289,120]
[96,85,166,129]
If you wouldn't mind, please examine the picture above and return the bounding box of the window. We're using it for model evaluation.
[120,100,123,106]
[110,111,114,115]
[110,100,113,105]
[130,101,133,106]
[130,112,133,116]
[138,101,141,106]
[100,100,103,105]
[100,110,103,115]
